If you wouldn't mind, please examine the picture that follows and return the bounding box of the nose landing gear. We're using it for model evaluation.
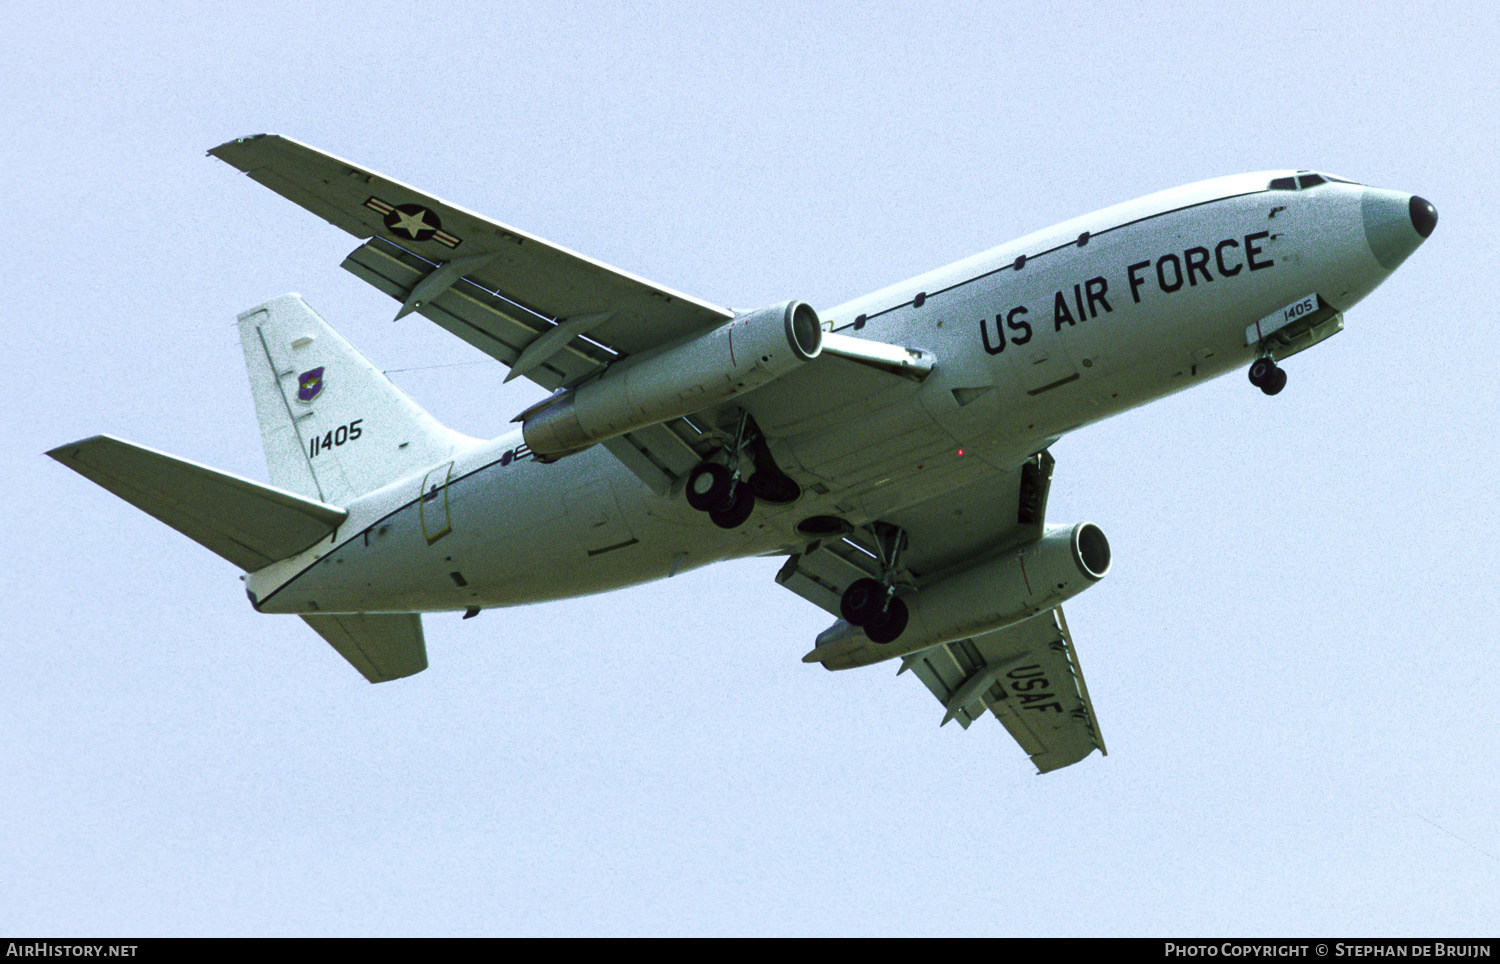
[1248,355,1288,396]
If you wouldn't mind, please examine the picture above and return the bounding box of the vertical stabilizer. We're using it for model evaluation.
[238,294,476,504]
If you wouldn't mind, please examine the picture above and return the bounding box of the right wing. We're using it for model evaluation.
[778,450,1106,773]
[899,607,1106,774]
[210,134,734,392]
[209,135,938,497]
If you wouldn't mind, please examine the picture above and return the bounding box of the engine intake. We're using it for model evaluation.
[522,301,822,459]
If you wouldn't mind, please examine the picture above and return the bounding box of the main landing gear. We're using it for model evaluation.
[683,410,802,530]
[685,460,755,528]
[839,522,910,645]
[1248,355,1288,396]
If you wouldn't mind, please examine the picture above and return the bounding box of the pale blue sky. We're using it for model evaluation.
[4,0,1497,935]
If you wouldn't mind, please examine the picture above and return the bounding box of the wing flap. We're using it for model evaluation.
[48,435,347,571]
[777,538,881,616]
[902,644,985,730]
[340,238,611,391]
[886,451,1053,578]
[594,417,712,495]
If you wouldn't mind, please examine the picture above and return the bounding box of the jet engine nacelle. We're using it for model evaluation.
[807,523,1112,670]
[522,301,823,459]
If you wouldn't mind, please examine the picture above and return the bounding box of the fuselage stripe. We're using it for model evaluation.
[830,189,1267,332]
[252,451,516,611]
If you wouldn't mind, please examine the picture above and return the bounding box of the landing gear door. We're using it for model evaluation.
[1246,293,1344,361]
[419,461,454,544]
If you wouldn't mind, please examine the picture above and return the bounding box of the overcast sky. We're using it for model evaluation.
[4,0,1497,936]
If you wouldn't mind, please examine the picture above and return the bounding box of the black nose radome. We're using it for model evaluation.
[1409,196,1438,238]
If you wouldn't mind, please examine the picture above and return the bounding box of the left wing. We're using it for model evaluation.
[209,134,733,392]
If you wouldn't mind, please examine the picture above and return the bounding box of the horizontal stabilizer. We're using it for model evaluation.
[301,612,427,682]
[48,435,347,571]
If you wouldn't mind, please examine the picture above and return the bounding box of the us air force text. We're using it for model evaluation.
[981,231,1275,354]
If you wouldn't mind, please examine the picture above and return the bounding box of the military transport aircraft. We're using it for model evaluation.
[49,135,1436,772]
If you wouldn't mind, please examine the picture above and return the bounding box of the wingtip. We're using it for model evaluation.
[207,133,272,159]
[45,435,109,460]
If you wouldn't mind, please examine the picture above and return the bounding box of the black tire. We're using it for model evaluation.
[1248,356,1276,387]
[864,597,909,644]
[1262,366,1288,396]
[708,480,755,528]
[840,577,887,626]
[685,462,733,511]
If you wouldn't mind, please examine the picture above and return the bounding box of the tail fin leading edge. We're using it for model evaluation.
[238,294,475,505]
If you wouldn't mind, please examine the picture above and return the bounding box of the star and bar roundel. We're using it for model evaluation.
[364,196,463,249]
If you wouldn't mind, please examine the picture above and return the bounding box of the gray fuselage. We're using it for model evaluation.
[247,172,1411,616]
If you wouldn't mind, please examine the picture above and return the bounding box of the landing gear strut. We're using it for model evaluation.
[1248,355,1287,396]
[838,522,910,644]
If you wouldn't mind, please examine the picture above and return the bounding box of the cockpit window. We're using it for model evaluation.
[1268,171,1360,191]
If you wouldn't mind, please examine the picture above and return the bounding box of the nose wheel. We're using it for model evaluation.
[1248,356,1287,396]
